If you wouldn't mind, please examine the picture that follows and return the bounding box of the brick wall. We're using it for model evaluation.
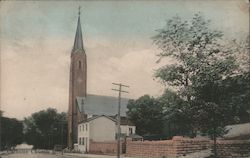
[173,136,210,157]
[217,140,250,158]
[89,140,124,155]
[126,136,210,158]
[89,137,250,158]
[126,137,250,158]
[126,139,175,158]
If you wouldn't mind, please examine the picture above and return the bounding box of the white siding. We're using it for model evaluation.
[87,114,93,119]
[90,117,116,141]
[77,116,136,153]
[121,125,136,136]
[78,122,90,152]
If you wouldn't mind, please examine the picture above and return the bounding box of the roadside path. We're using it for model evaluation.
[61,153,132,158]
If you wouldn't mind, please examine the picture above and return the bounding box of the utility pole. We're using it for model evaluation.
[61,121,64,155]
[112,83,129,158]
[0,85,3,151]
[0,110,2,152]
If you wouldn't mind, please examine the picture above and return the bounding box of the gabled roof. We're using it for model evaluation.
[79,115,134,127]
[76,94,129,116]
[110,116,134,126]
[79,115,117,124]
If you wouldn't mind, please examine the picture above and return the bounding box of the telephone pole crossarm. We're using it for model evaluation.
[112,83,130,88]
[111,89,129,93]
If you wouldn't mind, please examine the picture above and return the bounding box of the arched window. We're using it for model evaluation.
[79,61,82,69]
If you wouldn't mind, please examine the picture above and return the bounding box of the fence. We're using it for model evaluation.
[88,136,250,158]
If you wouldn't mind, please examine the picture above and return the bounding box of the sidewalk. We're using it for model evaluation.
[61,153,132,158]
[0,151,10,155]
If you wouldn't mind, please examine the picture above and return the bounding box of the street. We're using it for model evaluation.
[1,153,67,158]
[0,153,119,158]
[1,153,130,158]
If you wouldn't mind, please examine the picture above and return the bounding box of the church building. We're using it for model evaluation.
[67,10,132,149]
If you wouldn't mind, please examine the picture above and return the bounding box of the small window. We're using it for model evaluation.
[86,124,88,131]
[82,137,85,145]
[79,61,82,69]
[129,127,133,134]
[79,138,81,145]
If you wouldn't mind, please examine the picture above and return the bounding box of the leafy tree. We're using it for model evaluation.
[153,13,234,99]
[218,73,249,123]
[231,35,250,73]
[127,95,164,137]
[0,116,23,150]
[190,100,231,157]
[158,90,193,138]
[223,36,250,123]
[23,108,67,149]
[153,13,240,157]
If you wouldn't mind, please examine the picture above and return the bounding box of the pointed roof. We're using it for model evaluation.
[79,115,134,126]
[72,9,85,53]
[80,115,117,124]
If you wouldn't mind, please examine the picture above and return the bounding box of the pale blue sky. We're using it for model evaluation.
[0,0,249,119]
[1,1,248,40]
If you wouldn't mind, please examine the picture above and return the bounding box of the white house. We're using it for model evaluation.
[77,115,136,153]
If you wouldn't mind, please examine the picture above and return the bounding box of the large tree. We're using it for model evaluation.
[225,35,250,123]
[0,116,23,150]
[158,90,193,138]
[153,13,237,99]
[153,13,240,157]
[23,108,67,149]
[127,95,164,137]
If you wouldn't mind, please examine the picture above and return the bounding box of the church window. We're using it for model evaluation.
[79,61,82,69]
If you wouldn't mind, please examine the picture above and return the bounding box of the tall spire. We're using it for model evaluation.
[72,6,84,52]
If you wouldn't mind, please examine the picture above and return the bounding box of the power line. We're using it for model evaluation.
[112,83,129,158]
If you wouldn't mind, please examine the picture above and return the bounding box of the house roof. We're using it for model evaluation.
[120,117,134,126]
[109,116,134,126]
[80,115,117,124]
[76,94,129,116]
[224,123,250,140]
[127,134,143,139]
[15,143,33,150]
[79,115,134,127]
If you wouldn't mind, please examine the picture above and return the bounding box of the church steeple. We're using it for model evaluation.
[72,7,84,52]
[68,6,87,149]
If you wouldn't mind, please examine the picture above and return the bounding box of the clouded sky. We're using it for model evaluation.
[0,0,249,119]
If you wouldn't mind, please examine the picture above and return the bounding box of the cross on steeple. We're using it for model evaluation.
[78,6,81,16]
[72,6,85,52]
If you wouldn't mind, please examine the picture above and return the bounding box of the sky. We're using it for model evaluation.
[0,0,249,120]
